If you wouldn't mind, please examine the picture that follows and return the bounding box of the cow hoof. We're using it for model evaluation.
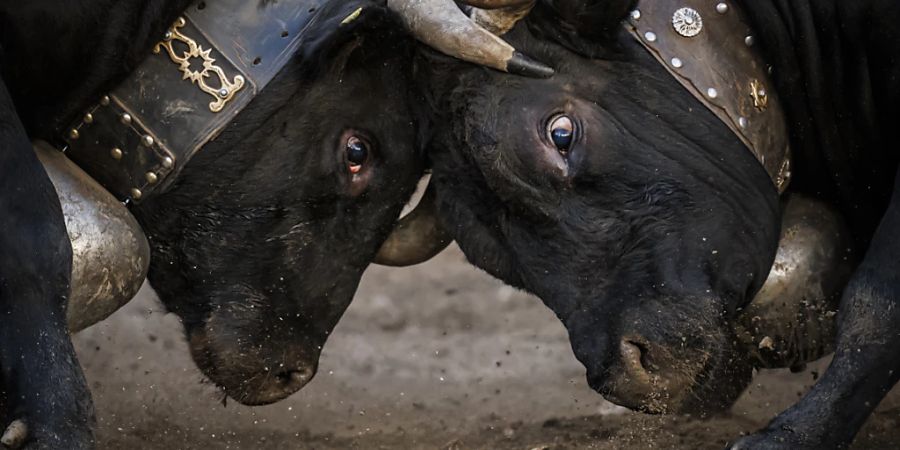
[1,420,27,449]
[1,418,93,450]
[727,426,836,450]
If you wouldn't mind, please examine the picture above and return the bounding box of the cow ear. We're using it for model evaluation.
[546,0,637,41]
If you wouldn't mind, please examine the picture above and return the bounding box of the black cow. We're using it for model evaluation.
[0,1,427,447]
[415,0,900,448]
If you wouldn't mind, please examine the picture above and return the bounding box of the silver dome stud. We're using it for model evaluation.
[745,35,755,46]
[631,9,641,21]
[162,156,175,169]
[707,87,719,99]
[141,135,154,147]
[644,31,657,42]
[671,57,683,68]
[121,113,132,125]
[716,3,729,14]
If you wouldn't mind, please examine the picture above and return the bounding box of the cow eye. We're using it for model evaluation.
[547,115,574,152]
[345,136,369,174]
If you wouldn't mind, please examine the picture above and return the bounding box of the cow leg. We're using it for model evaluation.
[0,77,94,448]
[730,169,900,449]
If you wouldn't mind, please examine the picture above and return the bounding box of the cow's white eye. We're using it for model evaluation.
[547,115,574,152]
[345,136,369,174]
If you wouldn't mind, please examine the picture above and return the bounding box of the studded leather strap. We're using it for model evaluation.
[626,0,791,193]
[61,0,347,202]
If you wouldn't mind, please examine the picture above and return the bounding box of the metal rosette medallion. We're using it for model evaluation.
[672,7,702,37]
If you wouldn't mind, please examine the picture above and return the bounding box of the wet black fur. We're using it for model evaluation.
[420,0,900,446]
[0,0,423,446]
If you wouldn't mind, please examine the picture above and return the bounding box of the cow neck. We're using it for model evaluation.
[625,0,792,194]
[59,0,341,203]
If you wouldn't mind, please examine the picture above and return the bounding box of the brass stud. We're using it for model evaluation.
[141,135,154,147]
[161,156,175,169]
[83,113,94,124]
[145,172,159,184]
[121,113,132,125]
[68,129,79,140]
[100,95,111,106]
[130,188,143,200]
[110,148,123,160]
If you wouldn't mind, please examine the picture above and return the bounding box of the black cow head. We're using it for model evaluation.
[420,0,780,413]
[131,3,426,406]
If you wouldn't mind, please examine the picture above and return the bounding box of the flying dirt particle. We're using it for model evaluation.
[758,336,775,350]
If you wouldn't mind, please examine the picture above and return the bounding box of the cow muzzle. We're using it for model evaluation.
[587,194,855,414]
[187,323,319,406]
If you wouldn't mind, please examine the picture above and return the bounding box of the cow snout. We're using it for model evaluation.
[585,327,753,416]
[186,323,321,406]
[591,335,699,414]
[250,364,316,405]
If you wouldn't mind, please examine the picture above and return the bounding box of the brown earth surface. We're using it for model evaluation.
[73,245,900,449]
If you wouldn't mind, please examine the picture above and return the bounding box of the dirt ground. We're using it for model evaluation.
[73,244,900,449]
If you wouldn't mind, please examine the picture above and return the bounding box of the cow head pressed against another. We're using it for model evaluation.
[129,4,426,406]
[420,0,781,413]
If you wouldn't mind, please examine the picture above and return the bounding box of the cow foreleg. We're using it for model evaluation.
[730,169,900,449]
[0,77,95,448]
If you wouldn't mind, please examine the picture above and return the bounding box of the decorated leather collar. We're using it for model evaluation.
[626,0,791,193]
[61,0,356,202]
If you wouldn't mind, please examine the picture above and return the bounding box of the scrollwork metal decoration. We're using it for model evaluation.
[154,17,245,113]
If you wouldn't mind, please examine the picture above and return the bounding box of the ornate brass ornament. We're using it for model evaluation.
[154,17,245,113]
[750,79,768,110]
[672,7,702,37]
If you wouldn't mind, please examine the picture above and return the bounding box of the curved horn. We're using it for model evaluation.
[386,0,553,78]
[460,0,534,8]
[468,0,536,35]
[374,183,454,267]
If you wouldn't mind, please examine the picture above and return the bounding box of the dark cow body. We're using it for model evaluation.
[419,0,900,448]
[1,0,424,447]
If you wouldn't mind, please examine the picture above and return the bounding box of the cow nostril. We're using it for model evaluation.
[619,339,655,384]
[274,367,314,388]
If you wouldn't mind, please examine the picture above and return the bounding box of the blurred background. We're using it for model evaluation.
[74,244,900,449]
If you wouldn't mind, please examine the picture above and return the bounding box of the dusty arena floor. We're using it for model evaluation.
[74,245,900,449]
